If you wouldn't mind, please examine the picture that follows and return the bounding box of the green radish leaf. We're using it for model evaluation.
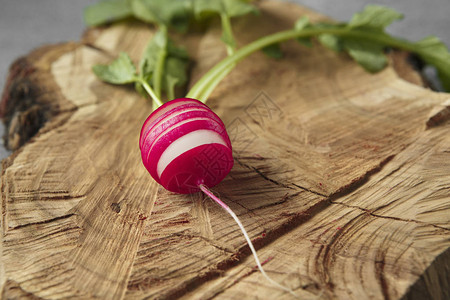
[193,0,222,18]
[139,29,167,76]
[437,69,450,92]
[167,40,190,59]
[413,36,450,91]
[342,6,402,75]
[193,0,256,53]
[294,16,309,31]
[415,36,449,57]
[130,0,160,24]
[318,34,342,52]
[168,10,192,33]
[130,0,192,31]
[166,42,189,82]
[349,5,403,31]
[138,28,189,97]
[165,75,179,100]
[343,39,387,73]
[262,43,283,59]
[84,0,132,27]
[164,45,189,90]
[139,29,188,76]
[93,52,137,84]
[159,0,192,29]
[297,37,313,48]
[223,0,258,18]
[294,17,312,47]
[164,56,189,97]
[221,28,237,50]
[135,74,152,97]
[194,0,257,19]
[194,0,257,51]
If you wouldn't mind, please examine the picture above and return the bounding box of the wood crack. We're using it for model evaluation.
[180,233,234,255]
[8,213,76,231]
[245,191,304,213]
[375,248,390,300]
[328,155,397,201]
[202,257,281,300]
[1,280,44,300]
[291,183,327,197]
[235,158,296,190]
[329,200,450,231]
[83,42,117,60]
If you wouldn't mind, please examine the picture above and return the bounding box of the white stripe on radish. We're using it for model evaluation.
[157,129,228,178]
[145,117,223,167]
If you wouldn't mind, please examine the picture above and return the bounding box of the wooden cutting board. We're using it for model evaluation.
[1,1,449,299]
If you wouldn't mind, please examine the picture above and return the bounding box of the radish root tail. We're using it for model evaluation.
[199,184,298,297]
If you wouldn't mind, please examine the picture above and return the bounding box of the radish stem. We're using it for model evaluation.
[136,77,163,107]
[187,26,420,101]
[195,11,237,102]
[199,184,298,297]
[220,12,236,56]
[196,63,235,102]
[153,25,168,99]
[167,82,175,102]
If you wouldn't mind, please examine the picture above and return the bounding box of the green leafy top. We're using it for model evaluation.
[137,28,190,99]
[193,0,257,19]
[348,5,403,30]
[84,0,257,32]
[84,0,198,33]
[413,36,450,91]
[85,0,258,107]
[304,6,404,72]
[284,5,450,88]
[194,0,257,53]
[93,52,137,84]
[188,4,450,100]
[87,2,450,109]
[92,28,189,107]
[84,0,133,27]
[130,0,192,32]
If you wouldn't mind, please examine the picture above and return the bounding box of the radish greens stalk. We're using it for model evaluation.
[192,0,259,99]
[152,25,168,99]
[191,1,258,99]
[136,77,163,107]
[193,0,258,55]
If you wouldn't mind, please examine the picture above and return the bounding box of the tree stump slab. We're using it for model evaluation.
[0,1,449,299]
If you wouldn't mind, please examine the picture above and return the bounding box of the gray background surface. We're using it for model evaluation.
[0,0,449,160]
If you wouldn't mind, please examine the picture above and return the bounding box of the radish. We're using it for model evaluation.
[139,98,298,297]
[139,98,234,194]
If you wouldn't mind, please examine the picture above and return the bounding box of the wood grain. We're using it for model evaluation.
[1,1,449,299]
